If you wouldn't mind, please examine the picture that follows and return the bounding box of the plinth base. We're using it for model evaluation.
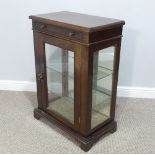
[34,108,117,152]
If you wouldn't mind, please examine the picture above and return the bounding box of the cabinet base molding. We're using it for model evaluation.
[34,108,117,152]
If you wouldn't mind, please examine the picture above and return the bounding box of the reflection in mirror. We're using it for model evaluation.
[91,46,115,128]
[45,43,74,123]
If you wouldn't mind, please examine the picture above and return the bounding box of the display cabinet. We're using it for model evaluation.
[29,11,125,151]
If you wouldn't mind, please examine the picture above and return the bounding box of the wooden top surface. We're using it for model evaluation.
[30,11,125,32]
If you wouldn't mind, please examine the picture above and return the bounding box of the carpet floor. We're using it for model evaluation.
[0,90,155,153]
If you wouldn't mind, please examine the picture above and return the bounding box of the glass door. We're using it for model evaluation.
[91,46,115,128]
[44,43,75,124]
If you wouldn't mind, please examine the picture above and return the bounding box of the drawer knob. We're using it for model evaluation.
[69,31,75,37]
[40,24,46,29]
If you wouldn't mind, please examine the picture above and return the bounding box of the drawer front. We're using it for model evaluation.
[32,21,87,43]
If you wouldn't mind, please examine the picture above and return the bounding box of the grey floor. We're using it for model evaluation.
[0,90,155,153]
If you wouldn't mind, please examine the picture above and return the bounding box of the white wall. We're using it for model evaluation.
[0,0,155,97]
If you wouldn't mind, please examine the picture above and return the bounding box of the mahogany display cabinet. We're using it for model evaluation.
[29,11,125,151]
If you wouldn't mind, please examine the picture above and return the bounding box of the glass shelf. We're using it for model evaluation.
[47,65,74,80]
[47,64,112,81]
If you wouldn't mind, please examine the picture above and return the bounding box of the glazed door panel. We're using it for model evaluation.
[37,34,80,130]
[45,43,75,123]
[91,46,115,128]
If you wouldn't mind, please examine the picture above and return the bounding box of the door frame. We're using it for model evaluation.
[34,32,81,131]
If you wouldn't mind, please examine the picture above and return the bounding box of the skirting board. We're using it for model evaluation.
[117,86,155,99]
[0,80,36,92]
[0,80,155,99]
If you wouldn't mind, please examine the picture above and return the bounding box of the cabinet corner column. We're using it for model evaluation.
[79,45,93,136]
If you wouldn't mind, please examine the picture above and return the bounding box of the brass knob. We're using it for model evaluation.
[40,24,46,29]
[68,31,75,37]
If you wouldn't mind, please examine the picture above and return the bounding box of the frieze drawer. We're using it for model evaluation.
[32,21,87,43]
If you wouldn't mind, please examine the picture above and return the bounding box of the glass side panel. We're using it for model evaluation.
[45,43,74,123]
[91,46,115,128]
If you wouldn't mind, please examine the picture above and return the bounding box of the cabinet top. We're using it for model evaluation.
[29,11,125,32]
